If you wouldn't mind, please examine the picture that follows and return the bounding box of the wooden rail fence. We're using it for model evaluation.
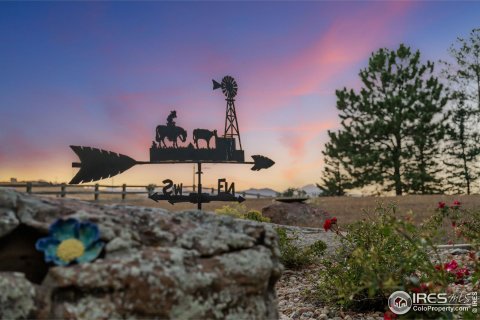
[0,183,273,201]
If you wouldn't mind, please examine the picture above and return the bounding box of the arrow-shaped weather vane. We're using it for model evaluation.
[70,146,274,184]
[70,76,274,209]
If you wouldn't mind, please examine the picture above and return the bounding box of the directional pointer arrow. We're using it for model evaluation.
[149,192,245,204]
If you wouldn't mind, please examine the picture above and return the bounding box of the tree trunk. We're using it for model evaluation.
[393,133,403,196]
[393,151,402,195]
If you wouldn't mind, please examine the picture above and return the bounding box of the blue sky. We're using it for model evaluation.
[1,1,479,190]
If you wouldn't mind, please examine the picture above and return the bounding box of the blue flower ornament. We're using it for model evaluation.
[36,218,105,266]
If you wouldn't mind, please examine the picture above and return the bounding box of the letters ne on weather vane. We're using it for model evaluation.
[69,75,275,209]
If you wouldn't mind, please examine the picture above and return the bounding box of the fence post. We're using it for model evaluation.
[26,182,32,194]
[257,193,260,199]
[122,184,127,200]
[61,183,66,198]
[94,184,99,201]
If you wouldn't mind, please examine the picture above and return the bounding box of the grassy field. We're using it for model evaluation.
[5,185,480,225]
[310,194,480,224]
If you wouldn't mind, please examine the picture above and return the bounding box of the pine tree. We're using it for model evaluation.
[317,138,352,196]
[445,28,480,112]
[403,98,447,194]
[326,44,448,195]
[443,104,480,194]
[442,28,480,194]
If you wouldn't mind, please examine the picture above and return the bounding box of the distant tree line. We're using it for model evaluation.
[317,28,480,196]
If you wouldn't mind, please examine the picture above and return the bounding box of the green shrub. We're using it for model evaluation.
[244,210,271,222]
[215,204,248,219]
[276,228,312,269]
[276,228,326,269]
[314,203,438,312]
[215,205,271,222]
[307,240,327,257]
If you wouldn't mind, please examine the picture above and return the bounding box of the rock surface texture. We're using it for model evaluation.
[262,202,330,228]
[0,188,282,319]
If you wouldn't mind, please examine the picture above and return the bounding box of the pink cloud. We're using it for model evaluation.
[241,1,416,114]
[277,121,335,158]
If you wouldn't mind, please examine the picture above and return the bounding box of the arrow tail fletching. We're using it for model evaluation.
[69,146,137,184]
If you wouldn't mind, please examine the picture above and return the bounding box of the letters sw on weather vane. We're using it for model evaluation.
[69,75,275,209]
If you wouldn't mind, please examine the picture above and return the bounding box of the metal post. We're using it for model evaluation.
[197,162,202,210]
[26,182,32,194]
[192,164,196,192]
[94,184,99,201]
[122,184,127,200]
[61,183,66,198]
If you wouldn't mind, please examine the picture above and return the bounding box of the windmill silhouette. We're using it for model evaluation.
[213,75,242,150]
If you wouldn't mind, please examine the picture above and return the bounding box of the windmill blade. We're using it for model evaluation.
[250,155,275,171]
[69,146,137,184]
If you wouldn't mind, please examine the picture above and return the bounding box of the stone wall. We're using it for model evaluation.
[0,188,282,319]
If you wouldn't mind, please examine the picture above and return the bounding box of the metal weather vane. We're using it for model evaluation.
[69,76,274,209]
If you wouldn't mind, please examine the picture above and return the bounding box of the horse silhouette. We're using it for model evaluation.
[193,129,218,149]
[156,125,187,148]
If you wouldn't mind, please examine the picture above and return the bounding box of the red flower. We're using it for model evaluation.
[452,200,461,208]
[323,217,337,232]
[451,221,456,227]
[384,310,398,320]
[434,264,443,271]
[438,201,446,209]
[444,260,458,272]
[455,267,469,279]
[411,283,429,294]
[323,219,332,231]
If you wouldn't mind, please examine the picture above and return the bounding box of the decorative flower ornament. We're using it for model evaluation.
[35,218,104,266]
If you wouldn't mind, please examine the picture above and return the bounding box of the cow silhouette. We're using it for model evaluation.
[193,129,218,149]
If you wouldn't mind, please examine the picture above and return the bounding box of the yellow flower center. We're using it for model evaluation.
[56,238,85,262]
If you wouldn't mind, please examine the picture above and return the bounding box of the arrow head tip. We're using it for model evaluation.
[250,155,275,171]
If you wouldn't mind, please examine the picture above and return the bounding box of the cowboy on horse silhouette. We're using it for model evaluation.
[166,110,176,127]
[156,110,187,148]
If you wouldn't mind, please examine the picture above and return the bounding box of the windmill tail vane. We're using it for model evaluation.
[212,79,222,90]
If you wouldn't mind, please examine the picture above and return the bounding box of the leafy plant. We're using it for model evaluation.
[276,228,326,269]
[314,203,441,311]
[244,210,271,222]
[215,203,248,219]
[307,240,327,257]
[276,228,312,269]
[215,204,270,222]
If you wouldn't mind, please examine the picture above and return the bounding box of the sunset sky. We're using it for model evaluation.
[1,1,479,191]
